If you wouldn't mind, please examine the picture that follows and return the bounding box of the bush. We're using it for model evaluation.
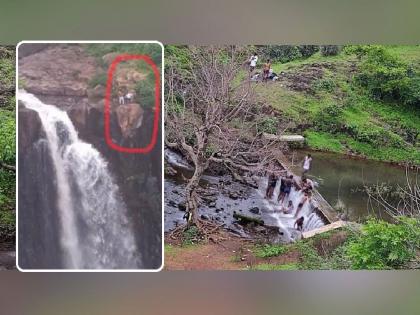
[256,116,278,134]
[262,45,302,63]
[320,45,341,56]
[346,217,420,269]
[298,45,319,58]
[313,77,337,93]
[0,110,15,165]
[135,73,156,109]
[254,244,288,258]
[352,45,420,107]
[313,104,344,133]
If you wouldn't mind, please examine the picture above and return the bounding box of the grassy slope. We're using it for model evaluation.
[255,47,420,165]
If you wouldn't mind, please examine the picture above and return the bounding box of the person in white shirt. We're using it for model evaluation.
[302,154,312,175]
[125,92,134,103]
[118,90,125,105]
[249,53,258,72]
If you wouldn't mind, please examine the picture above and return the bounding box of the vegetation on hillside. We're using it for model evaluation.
[0,46,15,244]
[86,43,162,109]
[253,45,420,165]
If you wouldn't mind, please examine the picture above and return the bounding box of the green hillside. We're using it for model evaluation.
[253,45,420,165]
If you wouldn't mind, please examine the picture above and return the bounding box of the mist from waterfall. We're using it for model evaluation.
[19,90,141,269]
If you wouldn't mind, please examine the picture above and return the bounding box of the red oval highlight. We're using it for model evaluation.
[104,54,161,153]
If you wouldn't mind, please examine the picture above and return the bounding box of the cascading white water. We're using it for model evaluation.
[19,90,140,269]
[258,176,325,241]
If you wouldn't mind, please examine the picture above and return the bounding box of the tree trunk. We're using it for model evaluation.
[185,164,205,227]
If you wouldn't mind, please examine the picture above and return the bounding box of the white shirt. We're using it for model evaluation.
[250,56,258,67]
[303,156,312,170]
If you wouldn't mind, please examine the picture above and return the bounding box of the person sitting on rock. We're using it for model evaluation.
[125,91,134,103]
[294,216,304,231]
[118,90,125,105]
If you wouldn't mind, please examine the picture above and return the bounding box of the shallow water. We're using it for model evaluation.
[287,150,418,221]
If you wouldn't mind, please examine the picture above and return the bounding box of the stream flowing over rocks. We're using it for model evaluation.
[165,149,327,243]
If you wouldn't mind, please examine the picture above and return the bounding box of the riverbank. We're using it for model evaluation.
[164,227,351,270]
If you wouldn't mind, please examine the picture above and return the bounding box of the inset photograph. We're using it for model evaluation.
[164,45,419,270]
[17,42,163,270]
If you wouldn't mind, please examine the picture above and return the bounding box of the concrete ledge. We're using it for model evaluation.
[302,220,347,239]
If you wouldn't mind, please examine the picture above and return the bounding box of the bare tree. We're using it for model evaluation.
[165,46,286,232]
[366,168,420,219]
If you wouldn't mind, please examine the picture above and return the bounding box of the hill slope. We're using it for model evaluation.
[253,46,420,165]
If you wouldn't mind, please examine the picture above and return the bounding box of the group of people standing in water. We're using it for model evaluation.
[265,154,314,232]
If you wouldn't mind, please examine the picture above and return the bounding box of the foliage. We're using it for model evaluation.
[313,77,337,93]
[352,45,420,106]
[298,45,319,58]
[135,72,156,109]
[181,225,202,246]
[346,217,420,269]
[320,45,341,56]
[254,244,288,258]
[313,103,344,133]
[262,45,302,63]
[86,43,162,67]
[0,110,15,165]
[256,116,278,134]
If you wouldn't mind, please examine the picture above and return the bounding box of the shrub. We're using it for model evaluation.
[298,45,319,58]
[313,103,344,133]
[256,116,278,134]
[135,73,156,109]
[320,45,341,56]
[262,45,302,63]
[254,244,288,258]
[182,225,202,246]
[346,217,420,269]
[0,110,15,165]
[313,77,337,93]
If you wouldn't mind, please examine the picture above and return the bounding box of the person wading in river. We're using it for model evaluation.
[277,175,287,203]
[294,216,304,231]
[295,190,312,218]
[283,200,294,214]
[302,154,312,176]
[265,172,278,199]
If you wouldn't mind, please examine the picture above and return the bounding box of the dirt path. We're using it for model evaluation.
[164,234,301,270]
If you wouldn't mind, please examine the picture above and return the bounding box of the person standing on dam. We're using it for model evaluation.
[302,153,312,176]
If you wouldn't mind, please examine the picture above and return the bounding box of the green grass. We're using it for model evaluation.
[250,263,299,271]
[253,244,288,258]
[304,131,344,153]
[256,46,420,165]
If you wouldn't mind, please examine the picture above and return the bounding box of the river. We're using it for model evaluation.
[286,150,418,222]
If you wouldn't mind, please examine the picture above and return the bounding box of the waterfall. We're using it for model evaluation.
[19,90,141,269]
[258,176,325,241]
